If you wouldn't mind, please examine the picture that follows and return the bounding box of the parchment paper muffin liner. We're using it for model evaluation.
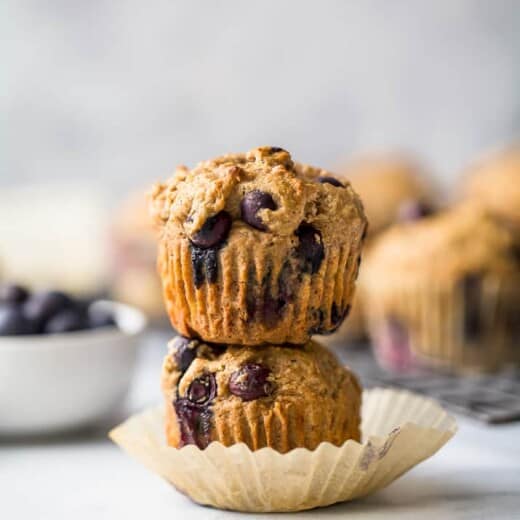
[109,388,456,513]
[365,273,520,373]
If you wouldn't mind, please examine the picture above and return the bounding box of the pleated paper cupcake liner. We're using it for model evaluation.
[365,273,520,373]
[158,234,360,345]
[109,388,457,513]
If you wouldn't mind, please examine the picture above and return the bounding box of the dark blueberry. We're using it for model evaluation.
[187,373,217,406]
[459,274,482,341]
[174,398,213,449]
[317,176,344,188]
[229,363,274,401]
[268,147,286,153]
[247,294,285,327]
[190,244,219,288]
[0,305,35,335]
[295,222,325,274]
[0,284,29,304]
[44,309,88,334]
[397,200,433,222]
[24,291,73,330]
[240,190,277,231]
[172,336,198,373]
[88,306,117,329]
[191,211,232,249]
[246,268,286,325]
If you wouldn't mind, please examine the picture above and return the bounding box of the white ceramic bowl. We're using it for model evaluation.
[0,301,147,436]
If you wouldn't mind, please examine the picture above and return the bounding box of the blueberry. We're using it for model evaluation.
[295,222,325,274]
[44,309,88,334]
[268,147,286,153]
[0,284,29,304]
[229,363,274,401]
[88,306,117,329]
[240,190,277,231]
[459,274,482,340]
[317,176,344,188]
[174,398,213,449]
[190,244,219,288]
[0,305,35,335]
[191,211,232,249]
[397,200,433,222]
[24,291,73,330]
[187,373,217,406]
[171,336,198,373]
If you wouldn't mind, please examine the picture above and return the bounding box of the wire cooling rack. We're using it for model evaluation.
[336,343,520,424]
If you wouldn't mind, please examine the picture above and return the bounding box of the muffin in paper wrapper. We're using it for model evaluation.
[109,388,456,513]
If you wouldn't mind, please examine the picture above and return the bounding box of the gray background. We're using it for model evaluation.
[3,0,520,195]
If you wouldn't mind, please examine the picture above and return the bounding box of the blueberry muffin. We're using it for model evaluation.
[150,147,366,345]
[363,203,520,373]
[321,155,434,345]
[463,144,520,231]
[110,192,165,321]
[346,154,434,236]
[161,336,362,452]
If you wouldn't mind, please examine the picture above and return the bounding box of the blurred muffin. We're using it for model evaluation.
[463,144,520,231]
[110,192,165,321]
[150,146,366,346]
[363,203,520,373]
[346,155,434,236]
[161,336,362,452]
[321,155,434,346]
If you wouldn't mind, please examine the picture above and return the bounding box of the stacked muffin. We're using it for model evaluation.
[150,146,367,452]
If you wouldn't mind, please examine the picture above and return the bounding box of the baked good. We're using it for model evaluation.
[363,203,520,373]
[345,154,433,236]
[150,146,366,345]
[463,144,520,230]
[321,154,434,345]
[110,192,165,321]
[161,335,361,452]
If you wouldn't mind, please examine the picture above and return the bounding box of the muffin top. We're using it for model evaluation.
[342,155,432,235]
[364,203,520,285]
[150,146,366,247]
[463,145,520,226]
[162,336,361,449]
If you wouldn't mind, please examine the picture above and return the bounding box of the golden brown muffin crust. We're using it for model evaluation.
[342,154,432,235]
[162,337,362,452]
[150,147,367,345]
[463,145,520,228]
[151,146,365,244]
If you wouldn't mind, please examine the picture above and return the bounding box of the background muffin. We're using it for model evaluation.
[321,154,435,346]
[150,146,367,346]
[161,336,362,453]
[110,192,165,321]
[363,203,520,373]
[462,144,520,231]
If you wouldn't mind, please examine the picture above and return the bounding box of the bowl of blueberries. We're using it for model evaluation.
[0,283,147,436]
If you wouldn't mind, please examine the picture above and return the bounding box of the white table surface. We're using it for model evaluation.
[3,339,520,520]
